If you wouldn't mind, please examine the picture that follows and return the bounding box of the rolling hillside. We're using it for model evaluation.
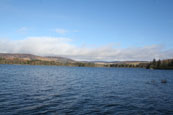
[0,53,75,63]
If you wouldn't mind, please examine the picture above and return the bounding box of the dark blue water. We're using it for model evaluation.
[0,64,173,115]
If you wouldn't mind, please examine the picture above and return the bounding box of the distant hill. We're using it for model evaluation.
[0,53,173,69]
[45,56,75,63]
[0,53,147,64]
[0,53,75,63]
[84,60,148,65]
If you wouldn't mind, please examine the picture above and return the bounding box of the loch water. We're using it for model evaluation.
[0,64,173,115]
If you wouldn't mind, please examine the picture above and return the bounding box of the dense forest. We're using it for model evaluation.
[109,63,148,68]
[109,59,173,69]
[146,59,173,69]
[0,57,173,69]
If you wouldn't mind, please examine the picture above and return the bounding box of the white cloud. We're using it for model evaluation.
[17,27,28,34]
[0,37,173,61]
[55,28,68,34]
[55,28,79,34]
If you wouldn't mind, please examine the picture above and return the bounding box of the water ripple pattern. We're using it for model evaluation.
[0,64,173,115]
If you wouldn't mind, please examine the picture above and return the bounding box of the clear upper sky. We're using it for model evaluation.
[0,0,173,61]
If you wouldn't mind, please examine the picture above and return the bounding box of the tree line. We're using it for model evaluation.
[0,57,173,69]
[0,57,97,67]
[146,59,173,69]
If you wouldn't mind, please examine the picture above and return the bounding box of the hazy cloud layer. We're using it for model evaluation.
[0,37,172,61]
[17,27,28,34]
[55,28,68,34]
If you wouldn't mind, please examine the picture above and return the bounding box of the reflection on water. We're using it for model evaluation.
[0,64,173,114]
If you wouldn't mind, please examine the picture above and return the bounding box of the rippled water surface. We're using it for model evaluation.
[0,64,173,115]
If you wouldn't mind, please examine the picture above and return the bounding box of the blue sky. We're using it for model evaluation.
[0,0,173,61]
